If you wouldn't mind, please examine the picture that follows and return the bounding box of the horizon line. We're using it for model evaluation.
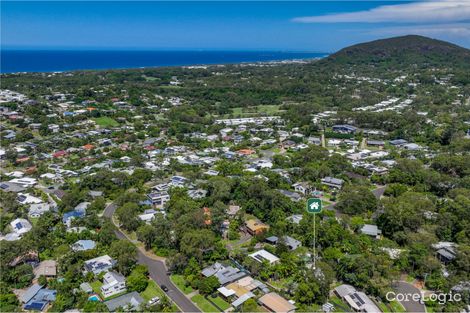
[1,46,329,53]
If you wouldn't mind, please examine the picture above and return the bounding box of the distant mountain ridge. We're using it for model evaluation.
[323,35,470,68]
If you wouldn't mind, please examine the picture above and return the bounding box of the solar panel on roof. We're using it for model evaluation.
[0,184,8,189]
[16,222,23,229]
[25,301,46,311]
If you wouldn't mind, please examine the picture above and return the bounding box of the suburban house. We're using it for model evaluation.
[147,191,170,208]
[84,255,116,275]
[360,224,382,239]
[321,177,344,189]
[226,205,241,217]
[367,140,385,147]
[292,182,311,195]
[187,189,208,200]
[286,214,303,225]
[259,292,296,313]
[104,291,144,312]
[278,189,302,202]
[219,276,269,308]
[33,260,57,278]
[389,139,408,147]
[28,203,53,218]
[10,218,33,236]
[62,210,85,227]
[80,282,93,294]
[101,271,127,298]
[202,262,247,285]
[71,239,96,252]
[138,209,159,223]
[432,242,457,264]
[20,284,57,311]
[403,143,422,151]
[265,236,302,251]
[245,219,269,236]
[249,249,280,264]
[334,284,382,313]
[332,124,357,134]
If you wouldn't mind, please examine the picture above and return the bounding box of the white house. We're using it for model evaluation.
[138,209,158,224]
[10,218,33,235]
[17,193,42,205]
[292,182,310,195]
[84,255,116,275]
[28,203,53,218]
[249,249,280,264]
[147,191,170,208]
[101,271,127,298]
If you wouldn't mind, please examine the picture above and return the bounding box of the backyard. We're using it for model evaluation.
[93,117,119,127]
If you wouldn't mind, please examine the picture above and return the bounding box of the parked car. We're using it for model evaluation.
[148,296,160,305]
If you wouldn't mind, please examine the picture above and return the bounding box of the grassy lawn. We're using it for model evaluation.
[141,280,179,312]
[209,296,231,311]
[104,291,128,301]
[268,278,293,290]
[29,217,39,226]
[378,302,389,312]
[191,294,219,313]
[389,300,406,312]
[142,75,159,82]
[170,275,194,294]
[228,105,283,117]
[93,117,119,127]
[329,295,350,313]
[90,280,103,296]
[141,280,163,301]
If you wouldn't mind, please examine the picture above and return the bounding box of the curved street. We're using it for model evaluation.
[103,203,201,313]
[393,281,426,313]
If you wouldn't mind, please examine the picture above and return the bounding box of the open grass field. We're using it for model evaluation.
[221,104,284,118]
[93,117,119,127]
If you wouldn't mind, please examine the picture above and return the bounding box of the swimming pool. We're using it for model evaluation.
[88,294,101,302]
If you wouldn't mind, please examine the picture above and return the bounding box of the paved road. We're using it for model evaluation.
[393,281,426,313]
[103,203,201,313]
[372,185,386,199]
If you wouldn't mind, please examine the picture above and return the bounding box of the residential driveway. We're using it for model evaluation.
[226,232,252,251]
[393,281,426,313]
[372,185,386,199]
[104,203,201,313]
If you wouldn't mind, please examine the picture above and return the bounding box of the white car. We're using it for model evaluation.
[148,297,160,305]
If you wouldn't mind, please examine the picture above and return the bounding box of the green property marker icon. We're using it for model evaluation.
[307,198,322,214]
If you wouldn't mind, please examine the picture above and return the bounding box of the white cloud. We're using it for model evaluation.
[292,0,470,24]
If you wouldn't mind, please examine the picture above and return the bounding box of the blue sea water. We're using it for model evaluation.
[1,50,326,73]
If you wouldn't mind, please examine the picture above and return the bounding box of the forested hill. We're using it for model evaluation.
[321,35,470,69]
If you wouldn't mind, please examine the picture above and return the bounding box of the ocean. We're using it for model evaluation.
[1,50,326,73]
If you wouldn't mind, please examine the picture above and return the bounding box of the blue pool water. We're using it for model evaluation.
[88,294,101,302]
